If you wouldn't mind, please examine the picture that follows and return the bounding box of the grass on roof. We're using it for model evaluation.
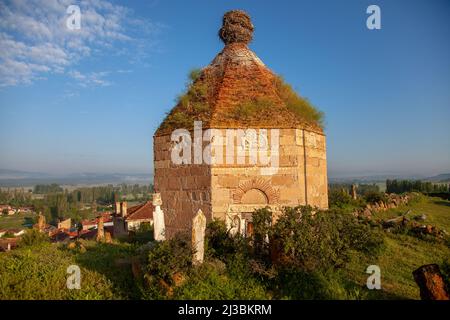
[273,76,324,128]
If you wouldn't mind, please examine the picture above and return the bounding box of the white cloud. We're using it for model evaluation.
[68,69,111,87]
[0,0,162,87]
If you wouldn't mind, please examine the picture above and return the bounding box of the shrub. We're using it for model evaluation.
[272,206,384,272]
[252,207,272,258]
[328,189,354,208]
[128,223,154,244]
[205,220,248,259]
[364,191,387,204]
[144,234,192,287]
[19,229,50,247]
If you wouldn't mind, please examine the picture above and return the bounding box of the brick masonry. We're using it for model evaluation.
[154,127,328,238]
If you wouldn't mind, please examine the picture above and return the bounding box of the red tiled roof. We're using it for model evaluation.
[126,201,154,221]
[0,238,20,251]
[78,226,115,240]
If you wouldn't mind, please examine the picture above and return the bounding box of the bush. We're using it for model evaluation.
[328,189,354,208]
[144,234,192,288]
[363,191,387,204]
[252,208,272,258]
[272,206,384,272]
[128,223,154,244]
[19,229,50,247]
[205,220,248,259]
[328,189,367,211]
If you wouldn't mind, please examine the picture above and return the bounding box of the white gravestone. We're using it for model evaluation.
[152,193,166,241]
[192,209,207,265]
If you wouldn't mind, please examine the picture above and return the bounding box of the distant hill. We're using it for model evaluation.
[0,169,153,187]
[329,173,450,184]
[424,173,450,182]
[328,174,426,184]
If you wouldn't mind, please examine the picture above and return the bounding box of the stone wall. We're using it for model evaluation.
[154,134,212,238]
[154,127,328,238]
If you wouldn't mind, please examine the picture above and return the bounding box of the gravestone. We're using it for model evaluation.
[96,217,105,242]
[192,209,207,265]
[37,213,46,232]
[413,264,449,300]
[152,193,166,241]
[351,184,357,200]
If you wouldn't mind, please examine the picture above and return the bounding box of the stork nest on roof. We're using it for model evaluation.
[219,10,254,45]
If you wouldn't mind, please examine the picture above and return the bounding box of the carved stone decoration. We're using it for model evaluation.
[233,178,279,204]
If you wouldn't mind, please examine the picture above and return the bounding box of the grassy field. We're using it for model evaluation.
[344,196,450,299]
[0,213,35,229]
[0,241,139,300]
[0,195,448,300]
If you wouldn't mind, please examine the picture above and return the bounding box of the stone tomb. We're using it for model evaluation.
[153,11,328,238]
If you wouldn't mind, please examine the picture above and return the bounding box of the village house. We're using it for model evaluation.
[153,11,328,238]
[57,217,72,230]
[81,212,113,231]
[113,200,154,236]
[0,205,16,215]
[0,238,20,252]
[0,228,26,237]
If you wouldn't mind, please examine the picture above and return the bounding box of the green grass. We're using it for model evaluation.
[343,196,450,299]
[1,196,448,300]
[0,213,35,230]
[368,195,450,231]
[0,241,140,300]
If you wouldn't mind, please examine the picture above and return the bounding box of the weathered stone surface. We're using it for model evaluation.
[351,184,357,200]
[37,213,46,232]
[96,217,104,242]
[153,13,329,237]
[192,209,207,265]
[104,232,112,244]
[413,264,449,300]
[153,193,166,241]
[67,242,77,250]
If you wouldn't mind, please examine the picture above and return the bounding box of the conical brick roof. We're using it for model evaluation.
[156,10,323,136]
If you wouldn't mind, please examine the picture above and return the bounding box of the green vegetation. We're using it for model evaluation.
[231,97,273,120]
[139,206,384,300]
[1,192,448,300]
[0,238,141,300]
[19,229,49,246]
[161,69,325,130]
[34,184,63,194]
[387,179,449,194]
[0,212,35,229]
[161,68,211,130]
[0,184,153,228]
[273,76,324,128]
[344,195,450,299]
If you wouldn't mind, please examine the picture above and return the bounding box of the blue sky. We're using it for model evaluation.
[0,0,449,178]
